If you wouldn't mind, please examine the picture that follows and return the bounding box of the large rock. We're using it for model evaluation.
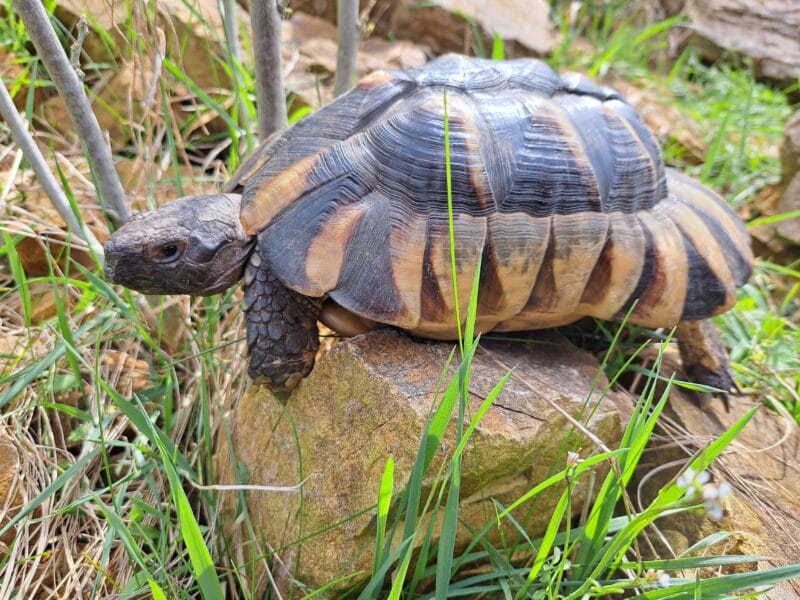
[390,0,559,58]
[281,13,428,109]
[683,0,800,86]
[777,110,800,245]
[217,330,624,591]
[289,0,559,58]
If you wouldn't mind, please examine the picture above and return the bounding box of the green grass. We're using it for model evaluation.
[2,0,800,597]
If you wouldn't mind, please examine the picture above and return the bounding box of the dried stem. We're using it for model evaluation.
[250,0,287,139]
[0,81,105,262]
[334,0,359,97]
[221,0,251,133]
[11,0,130,227]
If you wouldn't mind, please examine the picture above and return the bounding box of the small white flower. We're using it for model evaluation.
[566,451,581,467]
[658,572,671,588]
[707,504,724,522]
[718,482,731,498]
[702,483,718,501]
[678,468,712,502]
[676,468,695,489]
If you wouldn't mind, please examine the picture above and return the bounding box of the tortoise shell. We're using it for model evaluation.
[227,54,752,339]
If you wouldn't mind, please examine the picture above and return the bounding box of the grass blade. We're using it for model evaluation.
[373,455,395,575]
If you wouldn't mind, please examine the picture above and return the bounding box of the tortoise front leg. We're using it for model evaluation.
[676,319,736,411]
[243,253,321,396]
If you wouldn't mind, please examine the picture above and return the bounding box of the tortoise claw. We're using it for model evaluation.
[676,319,735,412]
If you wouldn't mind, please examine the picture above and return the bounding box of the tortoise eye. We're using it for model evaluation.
[150,242,184,263]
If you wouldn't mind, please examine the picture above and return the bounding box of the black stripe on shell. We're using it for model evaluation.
[618,222,658,318]
[525,221,558,311]
[679,230,730,320]
[420,231,448,325]
[680,198,752,288]
[579,236,615,307]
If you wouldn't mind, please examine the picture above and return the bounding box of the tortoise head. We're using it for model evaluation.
[104,193,254,296]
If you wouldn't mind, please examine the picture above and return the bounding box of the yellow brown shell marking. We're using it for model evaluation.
[628,203,688,327]
[526,212,610,314]
[416,214,488,338]
[578,211,646,319]
[478,212,550,321]
[240,154,319,235]
[667,170,751,253]
[385,214,428,329]
[303,201,371,296]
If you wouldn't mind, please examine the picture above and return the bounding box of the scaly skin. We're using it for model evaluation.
[243,250,321,395]
[103,193,322,396]
[676,319,736,410]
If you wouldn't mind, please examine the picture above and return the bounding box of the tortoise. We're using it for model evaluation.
[103,54,753,399]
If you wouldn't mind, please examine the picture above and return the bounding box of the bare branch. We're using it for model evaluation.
[0,81,105,263]
[221,0,252,134]
[221,0,241,63]
[334,0,359,97]
[12,0,130,228]
[250,0,287,139]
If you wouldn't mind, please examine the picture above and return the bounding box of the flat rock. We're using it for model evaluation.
[390,0,559,58]
[684,0,800,85]
[217,330,624,591]
[777,110,800,244]
[287,0,559,58]
[281,12,428,109]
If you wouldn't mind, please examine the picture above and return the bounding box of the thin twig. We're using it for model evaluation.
[12,0,131,227]
[333,0,359,97]
[221,0,241,64]
[250,0,287,139]
[0,79,105,262]
[221,0,252,133]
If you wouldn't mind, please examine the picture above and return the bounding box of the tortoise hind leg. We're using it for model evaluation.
[244,253,321,397]
[676,319,736,411]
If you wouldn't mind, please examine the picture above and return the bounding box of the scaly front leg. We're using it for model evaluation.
[676,319,736,411]
[243,252,321,396]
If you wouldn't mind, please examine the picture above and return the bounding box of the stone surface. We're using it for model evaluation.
[390,0,559,58]
[684,0,800,85]
[55,0,243,90]
[217,330,624,591]
[777,110,800,244]
[281,12,428,109]
[288,0,559,58]
[641,383,800,598]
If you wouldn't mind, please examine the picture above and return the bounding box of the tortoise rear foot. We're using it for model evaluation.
[244,255,321,398]
[676,319,736,411]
